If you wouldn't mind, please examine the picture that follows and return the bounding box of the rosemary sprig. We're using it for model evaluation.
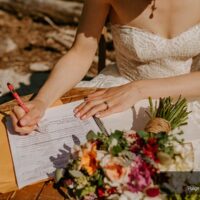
[147,96,191,130]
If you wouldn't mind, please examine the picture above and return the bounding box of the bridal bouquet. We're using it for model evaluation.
[55,97,194,200]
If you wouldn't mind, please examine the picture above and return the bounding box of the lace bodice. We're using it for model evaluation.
[111,24,200,80]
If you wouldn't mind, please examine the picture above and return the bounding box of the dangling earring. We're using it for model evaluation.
[149,0,156,19]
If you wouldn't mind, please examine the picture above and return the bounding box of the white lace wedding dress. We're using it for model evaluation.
[77,23,200,170]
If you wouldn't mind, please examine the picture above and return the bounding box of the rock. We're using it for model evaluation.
[5,37,17,52]
[29,62,51,72]
[0,37,17,55]
[0,68,31,96]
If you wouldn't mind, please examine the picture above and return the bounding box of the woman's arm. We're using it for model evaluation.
[75,71,200,119]
[35,0,110,107]
[11,0,111,134]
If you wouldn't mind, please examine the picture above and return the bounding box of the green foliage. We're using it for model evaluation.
[76,185,96,198]
[69,170,84,178]
[110,130,123,140]
[167,194,200,200]
[109,130,129,156]
[87,130,128,156]
[86,130,97,141]
[137,130,149,141]
[55,168,65,183]
[111,145,123,156]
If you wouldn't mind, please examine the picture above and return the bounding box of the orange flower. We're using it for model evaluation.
[80,142,98,176]
[105,163,125,181]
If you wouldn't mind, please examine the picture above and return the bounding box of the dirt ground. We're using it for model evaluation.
[0,10,99,104]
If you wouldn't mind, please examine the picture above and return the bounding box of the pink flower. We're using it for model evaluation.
[127,156,153,193]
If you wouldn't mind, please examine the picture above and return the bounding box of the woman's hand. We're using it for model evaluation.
[10,99,47,135]
[74,82,143,119]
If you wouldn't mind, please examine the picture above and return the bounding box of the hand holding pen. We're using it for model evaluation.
[7,83,30,113]
[8,83,46,135]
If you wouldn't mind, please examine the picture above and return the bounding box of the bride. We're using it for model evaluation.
[11,0,200,134]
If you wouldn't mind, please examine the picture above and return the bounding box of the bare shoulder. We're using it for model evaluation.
[75,0,111,42]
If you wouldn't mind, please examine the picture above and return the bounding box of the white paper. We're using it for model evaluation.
[100,99,150,134]
[101,99,200,139]
[100,109,133,134]
[7,101,100,189]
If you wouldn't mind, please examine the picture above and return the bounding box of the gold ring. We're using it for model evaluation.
[104,101,109,110]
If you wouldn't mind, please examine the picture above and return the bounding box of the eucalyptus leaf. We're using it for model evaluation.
[137,130,149,140]
[107,194,120,200]
[69,170,84,178]
[111,145,123,156]
[86,130,97,141]
[120,150,134,160]
[55,168,65,183]
[121,159,132,167]
[111,130,123,140]
[98,175,103,186]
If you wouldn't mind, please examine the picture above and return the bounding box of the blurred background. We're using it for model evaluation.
[0,0,115,104]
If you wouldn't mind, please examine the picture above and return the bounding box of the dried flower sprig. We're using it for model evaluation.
[147,96,191,131]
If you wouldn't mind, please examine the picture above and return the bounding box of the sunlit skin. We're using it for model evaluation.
[11,0,200,134]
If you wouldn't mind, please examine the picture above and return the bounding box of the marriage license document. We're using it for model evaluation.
[6,101,100,189]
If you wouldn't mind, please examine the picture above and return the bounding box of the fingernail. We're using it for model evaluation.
[34,125,38,130]
[95,113,100,118]
[81,115,86,120]
[74,108,78,113]
[20,119,26,126]
[75,112,80,118]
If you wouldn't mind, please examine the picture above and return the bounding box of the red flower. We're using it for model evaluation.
[130,144,140,153]
[130,137,144,153]
[146,187,160,197]
[142,138,159,162]
[107,187,117,195]
[143,147,157,161]
[146,163,158,176]
[147,138,157,145]
[97,188,105,198]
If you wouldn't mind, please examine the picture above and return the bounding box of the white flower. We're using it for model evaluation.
[109,138,118,151]
[159,143,194,171]
[73,144,81,154]
[173,142,183,154]
[96,150,107,161]
[119,191,143,200]
[123,130,137,144]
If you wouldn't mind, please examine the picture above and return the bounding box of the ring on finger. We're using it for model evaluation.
[104,101,110,110]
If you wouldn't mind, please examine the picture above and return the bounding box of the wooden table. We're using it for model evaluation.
[0,87,97,200]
